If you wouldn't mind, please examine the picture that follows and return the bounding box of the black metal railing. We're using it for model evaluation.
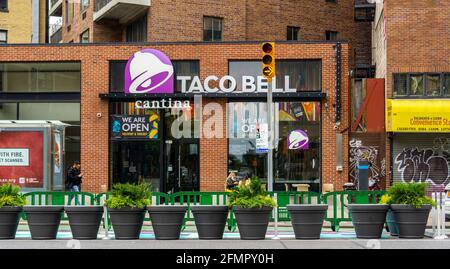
[354,0,376,22]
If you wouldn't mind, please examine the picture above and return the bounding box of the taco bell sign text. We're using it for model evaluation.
[124,49,174,94]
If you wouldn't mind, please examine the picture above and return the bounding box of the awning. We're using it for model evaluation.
[386,99,450,133]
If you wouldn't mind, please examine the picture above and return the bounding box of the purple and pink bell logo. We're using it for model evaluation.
[288,130,309,150]
[124,49,174,94]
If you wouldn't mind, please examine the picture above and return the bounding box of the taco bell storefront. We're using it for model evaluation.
[0,42,349,193]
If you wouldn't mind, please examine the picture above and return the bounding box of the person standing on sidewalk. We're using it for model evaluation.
[67,161,83,205]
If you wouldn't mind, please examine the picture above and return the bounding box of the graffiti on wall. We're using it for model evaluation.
[395,138,450,186]
[349,138,386,185]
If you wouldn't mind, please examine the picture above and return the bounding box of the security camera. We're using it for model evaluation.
[96,112,102,118]
[333,122,341,130]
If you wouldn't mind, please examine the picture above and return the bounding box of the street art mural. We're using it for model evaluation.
[394,137,450,187]
[349,138,386,187]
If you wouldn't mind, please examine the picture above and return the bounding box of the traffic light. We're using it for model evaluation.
[261,42,275,81]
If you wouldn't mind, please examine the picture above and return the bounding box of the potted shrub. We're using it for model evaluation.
[388,182,435,239]
[0,184,26,239]
[65,205,104,240]
[287,204,328,240]
[147,205,187,240]
[348,201,389,239]
[191,205,228,239]
[105,183,150,240]
[380,194,399,236]
[228,176,276,240]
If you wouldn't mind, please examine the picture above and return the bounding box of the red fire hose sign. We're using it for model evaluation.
[0,131,44,188]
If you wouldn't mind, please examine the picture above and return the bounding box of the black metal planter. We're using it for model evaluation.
[23,206,64,240]
[0,207,22,239]
[108,207,146,240]
[191,206,228,240]
[287,204,328,239]
[65,206,104,240]
[148,206,187,240]
[390,204,432,239]
[348,204,389,239]
[386,208,399,236]
[233,206,272,240]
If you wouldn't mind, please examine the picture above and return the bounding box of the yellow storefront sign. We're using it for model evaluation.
[386,99,450,133]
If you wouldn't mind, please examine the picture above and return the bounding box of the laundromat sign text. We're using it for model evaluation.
[124,49,298,94]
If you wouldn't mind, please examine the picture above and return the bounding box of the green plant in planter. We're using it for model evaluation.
[228,176,276,209]
[384,182,435,208]
[105,183,151,209]
[0,184,26,207]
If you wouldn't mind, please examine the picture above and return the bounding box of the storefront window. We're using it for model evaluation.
[409,74,424,96]
[229,60,321,92]
[109,60,199,93]
[228,101,321,192]
[0,62,80,92]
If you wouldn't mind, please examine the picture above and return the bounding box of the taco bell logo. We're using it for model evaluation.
[288,130,309,150]
[124,49,174,94]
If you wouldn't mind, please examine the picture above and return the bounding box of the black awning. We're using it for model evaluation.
[99,92,326,101]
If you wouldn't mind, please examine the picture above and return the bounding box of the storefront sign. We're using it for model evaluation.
[288,130,309,150]
[0,149,29,166]
[256,123,269,153]
[386,99,450,133]
[0,131,44,188]
[135,99,191,109]
[111,115,159,139]
[124,49,298,94]
[125,49,174,94]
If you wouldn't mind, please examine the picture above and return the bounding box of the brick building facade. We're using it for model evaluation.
[373,0,450,188]
[0,41,349,193]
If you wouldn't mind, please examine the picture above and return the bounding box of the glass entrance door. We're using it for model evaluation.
[165,139,199,193]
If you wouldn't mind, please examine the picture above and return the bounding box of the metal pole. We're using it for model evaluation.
[267,78,279,239]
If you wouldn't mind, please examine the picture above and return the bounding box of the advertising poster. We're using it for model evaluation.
[111,114,159,140]
[0,131,44,188]
[54,132,61,174]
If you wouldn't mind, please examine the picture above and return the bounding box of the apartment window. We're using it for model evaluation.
[393,73,450,98]
[0,0,7,12]
[393,74,407,96]
[444,74,450,96]
[0,30,6,44]
[287,26,300,41]
[126,15,147,42]
[409,74,424,96]
[80,29,89,43]
[203,16,223,41]
[325,31,338,40]
[80,0,89,11]
[326,0,337,3]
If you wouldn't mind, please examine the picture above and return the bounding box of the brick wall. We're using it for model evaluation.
[0,0,32,43]
[379,0,450,188]
[59,0,369,67]
[0,41,349,193]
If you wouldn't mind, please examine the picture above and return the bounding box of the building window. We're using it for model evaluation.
[0,62,80,92]
[228,101,321,192]
[409,74,424,96]
[287,26,299,41]
[80,29,89,43]
[393,74,407,96]
[80,0,89,11]
[203,16,223,42]
[109,60,200,93]
[126,15,147,42]
[393,73,450,98]
[0,0,7,12]
[229,60,321,92]
[326,0,337,3]
[0,30,6,44]
[444,74,450,96]
[65,0,74,25]
[325,30,338,40]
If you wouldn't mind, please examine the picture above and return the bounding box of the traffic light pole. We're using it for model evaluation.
[267,79,279,240]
